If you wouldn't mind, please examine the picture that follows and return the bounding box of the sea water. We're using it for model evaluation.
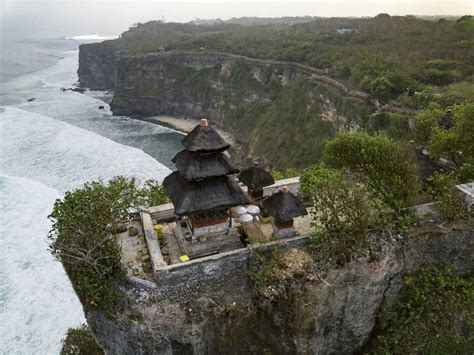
[0,37,183,354]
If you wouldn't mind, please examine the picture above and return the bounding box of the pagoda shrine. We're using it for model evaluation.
[163,119,249,241]
[262,186,308,239]
[238,162,275,199]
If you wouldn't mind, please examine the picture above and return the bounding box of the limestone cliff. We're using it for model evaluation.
[86,222,473,354]
[78,42,122,91]
[77,45,371,168]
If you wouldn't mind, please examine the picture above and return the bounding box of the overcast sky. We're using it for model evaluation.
[2,1,473,36]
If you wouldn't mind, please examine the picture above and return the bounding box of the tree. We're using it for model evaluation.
[322,132,420,212]
[49,177,169,311]
[414,108,444,145]
[430,103,474,169]
[360,75,394,102]
[300,164,375,266]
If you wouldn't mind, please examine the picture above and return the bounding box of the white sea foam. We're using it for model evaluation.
[0,106,172,353]
[0,175,84,354]
[0,107,171,191]
[65,34,118,41]
[0,44,179,354]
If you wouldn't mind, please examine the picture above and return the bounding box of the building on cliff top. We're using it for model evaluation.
[262,186,308,238]
[163,119,249,243]
[238,162,275,199]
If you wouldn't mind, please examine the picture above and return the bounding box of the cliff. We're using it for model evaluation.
[86,222,473,354]
[78,48,371,168]
[78,42,121,90]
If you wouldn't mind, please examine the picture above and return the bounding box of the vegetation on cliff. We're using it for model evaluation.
[61,324,103,355]
[80,15,473,170]
[226,76,369,168]
[48,177,168,313]
[366,265,474,354]
[105,16,473,106]
[416,103,474,181]
[322,131,421,212]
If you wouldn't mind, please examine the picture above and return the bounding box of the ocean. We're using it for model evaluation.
[0,31,183,354]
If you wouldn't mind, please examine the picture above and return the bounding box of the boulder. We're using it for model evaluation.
[70,87,85,93]
[128,226,139,236]
[98,105,105,110]
[115,223,128,233]
[27,98,36,102]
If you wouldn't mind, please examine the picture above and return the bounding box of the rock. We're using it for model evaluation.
[141,255,150,262]
[161,246,169,255]
[60,87,67,92]
[128,226,139,236]
[70,87,85,93]
[115,223,128,233]
[27,98,36,102]
[98,105,105,110]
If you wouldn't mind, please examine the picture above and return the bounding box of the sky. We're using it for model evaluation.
[2,1,473,37]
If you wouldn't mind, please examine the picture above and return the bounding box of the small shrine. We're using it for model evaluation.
[262,186,308,239]
[163,119,249,244]
[238,162,275,199]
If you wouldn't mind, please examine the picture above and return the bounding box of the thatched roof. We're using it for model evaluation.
[262,188,307,223]
[163,172,249,215]
[172,150,239,180]
[238,165,275,189]
[181,122,230,152]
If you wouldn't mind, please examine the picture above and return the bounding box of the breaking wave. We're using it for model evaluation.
[64,34,118,41]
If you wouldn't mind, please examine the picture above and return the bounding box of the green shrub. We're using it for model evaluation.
[49,177,169,313]
[414,108,444,145]
[367,265,474,354]
[61,324,103,355]
[271,167,301,180]
[322,132,420,213]
[300,164,376,266]
[429,172,468,222]
[429,103,474,168]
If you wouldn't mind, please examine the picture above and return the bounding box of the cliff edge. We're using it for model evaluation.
[86,221,473,354]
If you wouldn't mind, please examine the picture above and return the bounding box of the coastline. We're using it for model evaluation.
[146,115,236,146]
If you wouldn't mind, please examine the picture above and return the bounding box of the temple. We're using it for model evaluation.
[163,119,249,244]
[238,162,275,199]
[262,186,308,238]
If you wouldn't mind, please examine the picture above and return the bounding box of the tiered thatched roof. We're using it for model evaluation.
[238,164,275,190]
[164,119,248,215]
[163,172,249,215]
[173,150,238,180]
[262,187,307,223]
[181,122,230,152]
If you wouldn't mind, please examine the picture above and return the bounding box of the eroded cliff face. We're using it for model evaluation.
[86,223,473,354]
[78,43,122,90]
[77,45,370,168]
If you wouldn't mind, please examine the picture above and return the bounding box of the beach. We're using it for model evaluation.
[148,115,236,146]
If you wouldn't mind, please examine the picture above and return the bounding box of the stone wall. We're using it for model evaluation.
[154,235,309,290]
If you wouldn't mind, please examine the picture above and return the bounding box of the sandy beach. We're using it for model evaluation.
[147,115,236,145]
